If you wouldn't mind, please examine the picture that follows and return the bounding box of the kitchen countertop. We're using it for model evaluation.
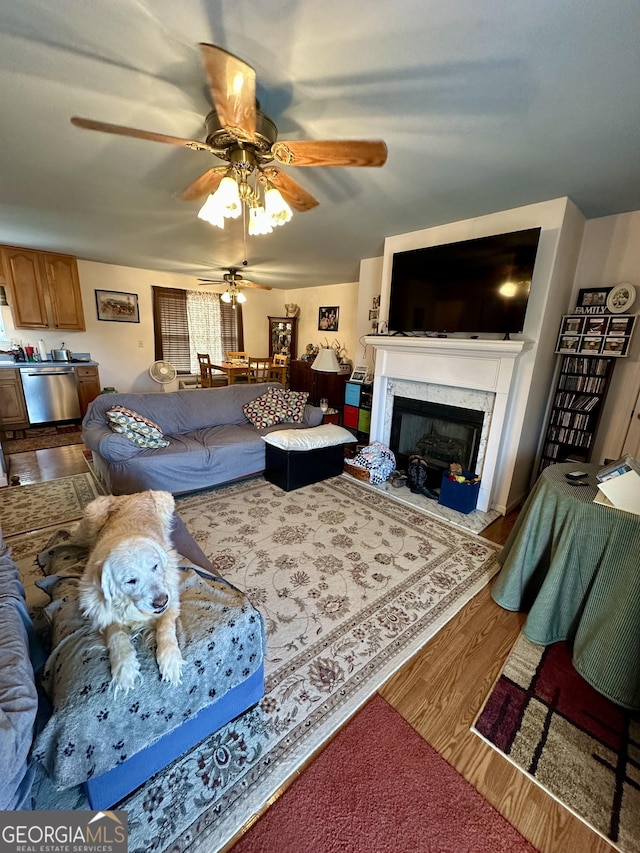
[0,360,99,368]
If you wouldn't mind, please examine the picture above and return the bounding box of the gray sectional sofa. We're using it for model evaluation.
[0,533,41,809]
[82,382,323,495]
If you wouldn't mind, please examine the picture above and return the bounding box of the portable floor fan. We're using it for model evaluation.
[149,360,178,391]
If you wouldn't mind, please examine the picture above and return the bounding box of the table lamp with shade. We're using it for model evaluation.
[311,346,341,373]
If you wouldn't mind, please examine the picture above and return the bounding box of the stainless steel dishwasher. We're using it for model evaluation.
[20,365,81,424]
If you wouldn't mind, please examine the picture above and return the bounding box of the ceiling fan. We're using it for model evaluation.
[70,42,388,225]
[198,267,272,290]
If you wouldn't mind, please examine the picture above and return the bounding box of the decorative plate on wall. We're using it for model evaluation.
[606,282,636,313]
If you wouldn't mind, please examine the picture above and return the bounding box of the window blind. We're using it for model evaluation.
[153,286,243,374]
[152,287,190,372]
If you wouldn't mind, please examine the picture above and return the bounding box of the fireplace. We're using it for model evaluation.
[390,397,484,476]
[363,336,526,513]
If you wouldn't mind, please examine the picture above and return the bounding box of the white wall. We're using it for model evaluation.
[257,280,359,364]
[1,259,357,393]
[570,210,640,463]
[356,256,384,371]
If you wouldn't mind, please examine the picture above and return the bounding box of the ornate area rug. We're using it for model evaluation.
[3,423,84,454]
[0,473,103,536]
[472,633,640,853]
[19,475,499,853]
[169,475,500,853]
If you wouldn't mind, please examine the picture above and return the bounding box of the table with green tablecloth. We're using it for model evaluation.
[492,462,640,710]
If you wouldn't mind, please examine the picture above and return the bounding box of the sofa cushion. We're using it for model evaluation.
[0,537,40,809]
[106,406,170,449]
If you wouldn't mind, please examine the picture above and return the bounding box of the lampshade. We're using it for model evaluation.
[312,347,341,373]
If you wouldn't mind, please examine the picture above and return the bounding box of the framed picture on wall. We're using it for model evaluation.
[574,287,611,313]
[318,306,339,331]
[95,289,140,323]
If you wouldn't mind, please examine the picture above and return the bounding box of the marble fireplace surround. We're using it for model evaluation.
[364,336,526,513]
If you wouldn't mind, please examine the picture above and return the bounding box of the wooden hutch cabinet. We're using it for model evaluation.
[268,316,297,359]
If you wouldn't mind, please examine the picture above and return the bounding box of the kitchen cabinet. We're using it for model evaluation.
[1,245,86,331]
[75,365,101,417]
[289,359,349,411]
[268,316,297,359]
[0,368,29,428]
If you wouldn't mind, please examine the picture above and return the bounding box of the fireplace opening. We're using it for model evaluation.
[390,397,484,479]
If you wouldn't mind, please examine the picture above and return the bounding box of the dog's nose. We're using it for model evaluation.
[152,593,169,612]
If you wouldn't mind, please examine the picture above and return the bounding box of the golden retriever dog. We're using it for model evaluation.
[72,490,184,694]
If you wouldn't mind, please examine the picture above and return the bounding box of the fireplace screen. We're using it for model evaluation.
[390,397,484,473]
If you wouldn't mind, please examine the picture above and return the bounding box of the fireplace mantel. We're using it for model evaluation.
[364,335,529,513]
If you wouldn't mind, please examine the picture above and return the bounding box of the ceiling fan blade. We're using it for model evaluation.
[199,43,256,142]
[198,278,273,290]
[180,167,227,201]
[272,139,388,168]
[263,167,319,212]
[240,280,272,291]
[70,116,217,153]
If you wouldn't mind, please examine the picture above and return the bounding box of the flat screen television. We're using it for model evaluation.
[388,227,542,335]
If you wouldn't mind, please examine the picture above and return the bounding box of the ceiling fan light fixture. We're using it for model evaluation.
[220,289,232,303]
[197,193,225,228]
[216,174,242,219]
[236,290,247,304]
[248,205,273,236]
[264,185,293,226]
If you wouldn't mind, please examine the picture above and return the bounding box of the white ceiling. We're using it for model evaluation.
[1,0,639,290]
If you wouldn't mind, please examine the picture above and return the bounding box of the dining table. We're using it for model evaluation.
[210,361,250,384]
[491,461,640,710]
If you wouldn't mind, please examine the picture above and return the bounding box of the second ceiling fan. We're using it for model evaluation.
[71,42,388,228]
[198,267,271,307]
[198,267,271,290]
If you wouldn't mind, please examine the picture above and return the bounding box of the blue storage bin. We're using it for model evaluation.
[345,381,362,407]
[438,470,481,514]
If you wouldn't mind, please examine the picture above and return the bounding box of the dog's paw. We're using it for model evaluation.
[157,646,184,686]
[111,654,141,695]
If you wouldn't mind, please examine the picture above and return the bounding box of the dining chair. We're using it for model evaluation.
[269,353,288,385]
[225,350,249,382]
[197,352,215,388]
[247,357,272,383]
[225,351,249,364]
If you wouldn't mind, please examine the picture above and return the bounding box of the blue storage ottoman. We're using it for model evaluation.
[263,424,357,491]
[438,470,481,514]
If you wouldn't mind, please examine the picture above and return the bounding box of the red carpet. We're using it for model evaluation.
[230,694,535,853]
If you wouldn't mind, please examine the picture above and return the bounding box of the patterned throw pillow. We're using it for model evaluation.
[105,406,170,449]
[280,389,309,423]
[242,387,310,429]
[242,389,288,429]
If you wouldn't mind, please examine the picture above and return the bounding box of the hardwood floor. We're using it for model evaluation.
[6,443,90,485]
[6,446,609,852]
[380,578,611,853]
